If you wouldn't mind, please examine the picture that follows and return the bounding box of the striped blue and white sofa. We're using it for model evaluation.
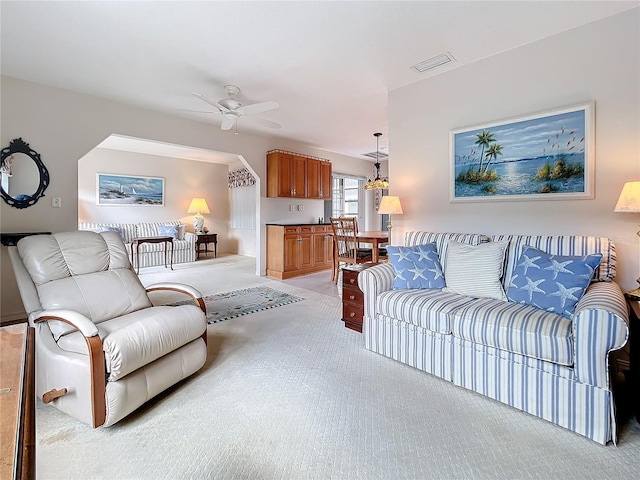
[79,221,196,268]
[359,232,629,445]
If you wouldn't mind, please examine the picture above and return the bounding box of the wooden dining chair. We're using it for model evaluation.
[329,217,373,284]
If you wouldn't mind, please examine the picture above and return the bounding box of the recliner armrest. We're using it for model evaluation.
[146,282,206,313]
[34,310,99,338]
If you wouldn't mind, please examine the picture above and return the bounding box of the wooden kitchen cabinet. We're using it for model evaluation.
[313,225,333,265]
[267,224,333,279]
[307,159,332,200]
[267,151,331,199]
[267,151,306,198]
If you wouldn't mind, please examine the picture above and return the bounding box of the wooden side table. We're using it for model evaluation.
[130,236,173,274]
[341,263,375,333]
[627,298,640,422]
[0,324,36,480]
[195,233,217,259]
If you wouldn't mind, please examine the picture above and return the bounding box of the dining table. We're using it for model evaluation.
[356,230,389,263]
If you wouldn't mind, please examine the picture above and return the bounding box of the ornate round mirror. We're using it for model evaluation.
[0,138,50,209]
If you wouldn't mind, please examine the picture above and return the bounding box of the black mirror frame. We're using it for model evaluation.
[0,138,50,209]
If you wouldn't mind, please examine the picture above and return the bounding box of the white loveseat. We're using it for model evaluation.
[79,221,196,268]
[358,231,629,445]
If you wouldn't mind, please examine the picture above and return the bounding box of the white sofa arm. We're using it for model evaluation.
[34,310,100,338]
[146,282,206,313]
[358,263,395,324]
[572,281,629,388]
[184,232,197,244]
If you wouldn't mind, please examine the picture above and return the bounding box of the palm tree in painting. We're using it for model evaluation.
[474,130,495,173]
[483,143,503,173]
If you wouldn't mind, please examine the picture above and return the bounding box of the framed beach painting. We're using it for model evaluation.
[97,173,165,206]
[450,102,594,203]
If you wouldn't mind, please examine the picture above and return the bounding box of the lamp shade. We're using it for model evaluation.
[378,195,403,215]
[187,197,210,214]
[614,182,640,213]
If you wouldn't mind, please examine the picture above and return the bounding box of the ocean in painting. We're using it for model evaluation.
[454,154,585,198]
[97,174,164,205]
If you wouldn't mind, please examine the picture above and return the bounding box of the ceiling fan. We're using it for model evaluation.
[190,85,280,131]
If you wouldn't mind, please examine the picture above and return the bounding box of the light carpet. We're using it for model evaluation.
[35,255,640,479]
[170,286,304,323]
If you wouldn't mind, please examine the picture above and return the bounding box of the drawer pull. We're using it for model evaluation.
[349,312,356,317]
[349,295,356,301]
[349,278,356,284]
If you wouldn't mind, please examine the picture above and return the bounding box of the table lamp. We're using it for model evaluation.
[187,197,210,234]
[378,195,403,231]
[614,181,640,299]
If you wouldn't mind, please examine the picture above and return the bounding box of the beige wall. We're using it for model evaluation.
[388,10,640,290]
[78,147,230,247]
[0,77,373,321]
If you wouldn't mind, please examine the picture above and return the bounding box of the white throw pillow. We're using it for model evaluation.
[177,224,187,240]
[442,240,509,301]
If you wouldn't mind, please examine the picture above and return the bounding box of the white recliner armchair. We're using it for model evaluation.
[8,230,208,427]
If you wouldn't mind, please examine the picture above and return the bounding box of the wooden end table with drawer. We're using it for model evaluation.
[195,233,217,259]
[341,263,376,333]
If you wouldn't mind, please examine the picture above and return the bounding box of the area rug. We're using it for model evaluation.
[170,286,304,324]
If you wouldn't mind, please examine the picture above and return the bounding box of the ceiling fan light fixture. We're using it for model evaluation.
[191,84,280,132]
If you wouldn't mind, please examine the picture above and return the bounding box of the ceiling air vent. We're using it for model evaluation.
[411,52,455,73]
[362,151,389,161]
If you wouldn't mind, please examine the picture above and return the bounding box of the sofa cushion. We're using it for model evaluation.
[506,245,602,318]
[135,220,181,238]
[442,240,509,301]
[99,226,126,242]
[78,222,137,244]
[404,232,488,267]
[492,234,615,284]
[177,224,187,240]
[56,304,206,381]
[39,269,152,339]
[134,239,192,253]
[387,243,446,290]
[157,224,179,239]
[377,289,477,333]
[450,297,573,366]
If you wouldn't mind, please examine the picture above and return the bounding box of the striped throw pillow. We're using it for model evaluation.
[443,240,509,301]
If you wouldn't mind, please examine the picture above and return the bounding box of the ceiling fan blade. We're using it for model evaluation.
[174,108,217,114]
[191,92,229,113]
[239,101,279,116]
[247,117,282,129]
[221,116,235,131]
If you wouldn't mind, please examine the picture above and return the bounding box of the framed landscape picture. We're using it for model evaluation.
[450,102,594,203]
[97,173,164,206]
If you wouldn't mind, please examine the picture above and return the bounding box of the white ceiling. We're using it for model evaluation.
[96,134,241,164]
[2,1,638,160]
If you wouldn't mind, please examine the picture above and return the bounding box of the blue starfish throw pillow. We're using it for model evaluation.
[387,243,446,290]
[506,245,602,318]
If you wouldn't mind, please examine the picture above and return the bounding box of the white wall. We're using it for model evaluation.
[388,10,640,290]
[78,148,230,248]
[0,76,373,321]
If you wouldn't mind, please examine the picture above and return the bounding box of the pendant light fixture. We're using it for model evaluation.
[364,132,389,190]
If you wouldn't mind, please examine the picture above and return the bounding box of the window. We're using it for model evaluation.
[331,175,364,226]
